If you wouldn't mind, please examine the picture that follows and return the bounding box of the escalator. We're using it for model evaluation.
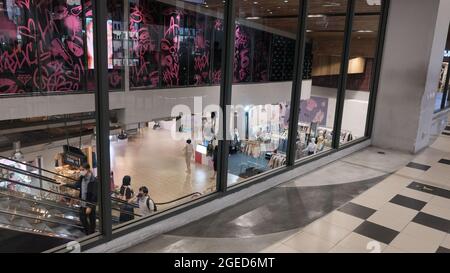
[0,155,207,252]
[0,157,140,252]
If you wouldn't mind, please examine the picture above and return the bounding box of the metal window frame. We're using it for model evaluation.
[332,0,355,149]
[366,0,391,137]
[287,0,309,165]
[92,0,113,243]
[47,0,392,253]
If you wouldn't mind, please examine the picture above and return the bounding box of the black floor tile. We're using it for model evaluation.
[338,203,376,220]
[390,195,427,211]
[445,126,450,131]
[354,221,399,245]
[407,182,450,199]
[436,246,450,253]
[443,132,450,136]
[438,159,450,165]
[412,212,450,233]
[406,162,431,171]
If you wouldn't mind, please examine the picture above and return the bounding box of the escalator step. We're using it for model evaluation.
[52,226,72,236]
[0,200,10,209]
[18,201,32,210]
[34,223,54,233]
[0,214,10,225]
[47,209,62,216]
[13,218,33,229]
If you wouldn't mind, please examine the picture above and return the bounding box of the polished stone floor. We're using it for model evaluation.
[123,121,450,253]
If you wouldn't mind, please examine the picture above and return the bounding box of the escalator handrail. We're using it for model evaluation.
[0,155,78,182]
[0,189,79,214]
[1,186,142,220]
[153,192,203,206]
[0,177,96,207]
[0,162,139,209]
[0,207,84,230]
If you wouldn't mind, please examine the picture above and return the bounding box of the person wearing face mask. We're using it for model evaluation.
[74,163,98,235]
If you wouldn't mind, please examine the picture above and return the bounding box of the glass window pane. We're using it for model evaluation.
[295,0,348,160]
[227,0,300,185]
[340,0,382,144]
[0,1,102,252]
[110,0,224,227]
[439,25,450,110]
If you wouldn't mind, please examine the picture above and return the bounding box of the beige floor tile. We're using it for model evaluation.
[383,245,406,253]
[302,219,353,244]
[260,243,300,253]
[377,202,419,219]
[418,165,450,189]
[421,203,450,220]
[351,194,389,210]
[373,175,413,192]
[401,222,447,243]
[412,148,449,165]
[332,233,387,253]
[399,188,434,202]
[427,196,450,210]
[390,232,442,253]
[441,234,450,249]
[321,211,365,231]
[282,232,336,253]
[395,167,427,180]
[367,209,417,232]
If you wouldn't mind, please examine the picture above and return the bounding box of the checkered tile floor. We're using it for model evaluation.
[262,121,450,253]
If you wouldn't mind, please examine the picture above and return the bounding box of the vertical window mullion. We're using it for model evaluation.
[332,0,355,149]
[287,0,309,165]
[217,0,236,192]
[93,0,112,241]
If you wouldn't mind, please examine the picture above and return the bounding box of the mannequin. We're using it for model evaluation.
[317,136,325,152]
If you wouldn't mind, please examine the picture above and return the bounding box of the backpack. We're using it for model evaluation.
[146,197,157,212]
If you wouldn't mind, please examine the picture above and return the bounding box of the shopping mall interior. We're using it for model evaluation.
[0,0,449,253]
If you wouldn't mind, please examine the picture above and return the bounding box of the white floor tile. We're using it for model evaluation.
[260,243,300,253]
[332,233,386,253]
[321,211,365,231]
[427,196,450,210]
[390,232,442,253]
[395,167,426,180]
[302,219,353,244]
[367,209,417,232]
[399,188,434,202]
[401,222,446,243]
[421,203,450,220]
[282,232,336,253]
[441,234,450,249]
[383,245,406,253]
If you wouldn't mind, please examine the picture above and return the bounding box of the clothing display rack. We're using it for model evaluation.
[268,153,286,169]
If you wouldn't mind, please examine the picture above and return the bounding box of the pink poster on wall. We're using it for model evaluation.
[107,19,113,69]
[86,18,94,69]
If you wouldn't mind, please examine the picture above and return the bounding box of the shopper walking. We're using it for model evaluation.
[211,145,218,180]
[118,175,135,223]
[74,163,98,235]
[183,139,194,173]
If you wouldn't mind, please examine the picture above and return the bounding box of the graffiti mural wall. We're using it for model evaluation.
[0,0,308,95]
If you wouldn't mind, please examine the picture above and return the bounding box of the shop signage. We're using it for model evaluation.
[63,145,87,168]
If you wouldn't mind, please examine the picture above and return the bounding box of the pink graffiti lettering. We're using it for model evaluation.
[0,42,38,74]
[67,41,84,57]
[15,0,30,10]
[0,78,21,94]
[18,19,36,40]
[50,39,73,66]
[194,54,209,72]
